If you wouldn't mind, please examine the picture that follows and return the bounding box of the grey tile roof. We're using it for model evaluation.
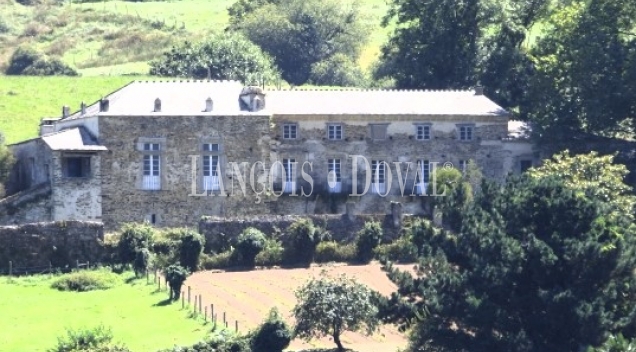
[42,127,107,151]
[60,80,509,119]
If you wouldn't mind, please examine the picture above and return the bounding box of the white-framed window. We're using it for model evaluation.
[283,124,297,139]
[283,158,296,193]
[142,149,160,190]
[415,125,431,140]
[203,143,220,152]
[371,160,387,194]
[327,158,342,193]
[369,124,388,140]
[203,155,220,191]
[327,124,343,140]
[458,125,474,141]
[458,160,468,174]
[143,143,160,151]
[415,160,430,195]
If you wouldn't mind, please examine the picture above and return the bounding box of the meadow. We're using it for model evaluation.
[0,269,210,352]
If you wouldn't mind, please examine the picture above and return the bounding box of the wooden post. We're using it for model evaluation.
[198,294,202,314]
[154,269,157,283]
[225,321,228,328]
[210,304,214,320]
[193,296,197,314]
[188,286,191,304]
[49,261,52,278]
[204,306,207,322]
[146,269,149,284]
[235,320,238,332]
[8,261,12,277]
[223,312,226,325]
[181,293,185,309]
[76,259,79,270]
[87,261,90,269]
[157,277,161,290]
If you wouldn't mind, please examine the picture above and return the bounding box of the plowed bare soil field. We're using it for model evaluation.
[185,262,417,352]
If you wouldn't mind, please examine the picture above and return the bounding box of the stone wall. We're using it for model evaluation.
[0,221,104,271]
[199,202,410,251]
[0,183,52,225]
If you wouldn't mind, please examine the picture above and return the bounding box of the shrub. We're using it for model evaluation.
[5,47,78,76]
[51,269,121,292]
[0,17,10,34]
[235,228,267,268]
[164,264,189,300]
[251,308,292,352]
[284,219,324,266]
[158,330,251,352]
[133,248,151,277]
[117,223,155,265]
[49,325,131,352]
[315,241,356,263]
[200,251,233,270]
[254,238,284,267]
[373,237,418,263]
[178,230,205,272]
[355,221,383,263]
[309,54,370,87]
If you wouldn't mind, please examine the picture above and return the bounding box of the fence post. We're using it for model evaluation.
[157,276,161,290]
[223,312,226,325]
[235,320,238,332]
[76,260,79,270]
[198,294,202,314]
[193,295,197,314]
[188,286,191,304]
[181,293,184,309]
[8,261,12,277]
[211,304,214,320]
[154,269,157,283]
[87,261,90,269]
[49,261,52,278]
[146,269,149,284]
[204,306,207,323]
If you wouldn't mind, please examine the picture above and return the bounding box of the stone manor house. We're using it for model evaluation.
[2,80,536,229]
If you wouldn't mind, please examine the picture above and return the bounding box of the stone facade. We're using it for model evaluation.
[6,81,539,230]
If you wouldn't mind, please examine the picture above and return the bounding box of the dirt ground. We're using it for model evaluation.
[184,262,418,352]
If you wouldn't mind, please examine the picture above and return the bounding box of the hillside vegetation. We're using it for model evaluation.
[0,0,390,76]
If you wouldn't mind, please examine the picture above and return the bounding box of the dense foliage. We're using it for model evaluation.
[117,223,154,266]
[178,230,205,272]
[149,33,280,84]
[355,221,383,263]
[383,173,636,352]
[6,47,78,76]
[293,274,380,351]
[283,219,324,266]
[250,308,291,352]
[234,227,267,268]
[233,0,368,85]
[49,325,131,352]
[164,264,189,300]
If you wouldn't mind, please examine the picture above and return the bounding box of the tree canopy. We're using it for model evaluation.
[383,172,636,352]
[234,0,369,85]
[293,273,379,351]
[149,32,280,84]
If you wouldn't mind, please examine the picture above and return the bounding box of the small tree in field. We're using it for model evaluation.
[293,273,379,351]
[164,265,189,301]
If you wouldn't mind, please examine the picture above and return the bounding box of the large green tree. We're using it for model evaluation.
[383,174,636,352]
[293,274,379,351]
[235,0,368,85]
[149,32,280,84]
[523,0,636,138]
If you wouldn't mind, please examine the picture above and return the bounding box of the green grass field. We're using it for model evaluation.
[0,270,211,352]
[0,76,155,144]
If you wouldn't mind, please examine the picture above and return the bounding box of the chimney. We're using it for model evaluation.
[62,105,70,118]
[99,98,109,112]
[205,97,213,112]
[80,101,86,115]
[474,86,484,95]
[39,118,56,136]
[154,98,161,112]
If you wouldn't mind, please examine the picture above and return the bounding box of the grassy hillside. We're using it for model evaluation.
[0,0,392,76]
[0,76,153,143]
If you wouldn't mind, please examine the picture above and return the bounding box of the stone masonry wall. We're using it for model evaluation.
[0,183,52,225]
[0,221,104,271]
[199,211,411,252]
[99,115,273,230]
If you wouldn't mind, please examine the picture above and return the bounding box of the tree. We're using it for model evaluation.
[283,219,324,266]
[526,150,636,221]
[149,32,280,84]
[0,132,14,198]
[178,230,205,272]
[236,0,368,85]
[6,47,78,76]
[522,0,636,137]
[251,308,292,352]
[164,264,189,301]
[308,53,370,87]
[375,0,487,89]
[133,248,151,278]
[355,221,383,263]
[234,227,266,268]
[227,0,279,27]
[117,223,154,266]
[293,273,380,351]
[382,175,636,352]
